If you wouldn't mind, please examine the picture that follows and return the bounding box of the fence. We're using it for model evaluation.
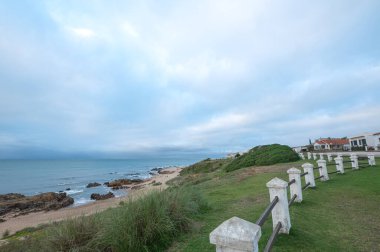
[209,153,376,252]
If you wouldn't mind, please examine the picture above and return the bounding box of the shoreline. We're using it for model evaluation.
[0,167,182,236]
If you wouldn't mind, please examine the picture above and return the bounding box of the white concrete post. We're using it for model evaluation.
[334,157,344,174]
[313,153,317,160]
[301,163,316,187]
[307,152,311,159]
[327,154,332,162]
[266,178,291,234]
[317,159,329,181]
[210,217,262,252]
[368,154,376,166]
[287,168,303,202]
[319,153,324,160]
[350,154,359,170]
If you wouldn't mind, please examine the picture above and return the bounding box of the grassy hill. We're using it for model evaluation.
[168,157,380,251]
[225,144,300,172]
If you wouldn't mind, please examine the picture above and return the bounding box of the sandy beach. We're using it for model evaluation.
[0,167,182,236]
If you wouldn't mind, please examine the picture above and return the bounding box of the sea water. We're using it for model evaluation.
[0,156,212,206]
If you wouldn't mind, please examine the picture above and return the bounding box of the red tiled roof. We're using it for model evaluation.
[315,138,349,145]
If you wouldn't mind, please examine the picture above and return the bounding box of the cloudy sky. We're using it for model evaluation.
[1,0,380,158]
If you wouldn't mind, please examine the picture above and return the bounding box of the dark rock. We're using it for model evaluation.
[0,218,5,223]
[0,193,25,202]
[90,192,115,201]
[86,182,101,188]
[65,188,71,191]
[158,170,175,175]
[105,177,146,190]
[111,185,129,190]
[130,178,144,183]
[0,192,74,217]
[151,168,163,172]
[104,179,132,188]
[131,185,144,190]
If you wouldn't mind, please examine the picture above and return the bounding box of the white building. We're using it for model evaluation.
[313,138,350,151]
[349,132,380,150]
[292,146,309,153]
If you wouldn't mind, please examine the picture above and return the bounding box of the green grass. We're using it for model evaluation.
[180,158,232,175]
[1,156,379,252]
[0,188,209,252]
[168,157,380,251]
[225,144,300,172]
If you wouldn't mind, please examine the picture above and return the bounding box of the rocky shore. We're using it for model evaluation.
[0,166,179,224]
[0,167,182,236]
[0,192,74,221]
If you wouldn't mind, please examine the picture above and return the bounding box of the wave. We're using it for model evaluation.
[64,189,83,195]
[74,197,94,206]
[57,181,77,186]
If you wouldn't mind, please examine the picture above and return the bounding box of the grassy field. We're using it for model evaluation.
[168,157,380,251]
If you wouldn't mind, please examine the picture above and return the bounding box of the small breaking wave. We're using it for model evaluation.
[57,181,77,186]
[74,197,93,206]
[64,189,83,195]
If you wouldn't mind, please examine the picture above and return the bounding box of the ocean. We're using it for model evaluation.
[0,156,211,206]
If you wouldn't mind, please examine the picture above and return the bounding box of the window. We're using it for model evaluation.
[352,140,358,146]
[362,139,367,146]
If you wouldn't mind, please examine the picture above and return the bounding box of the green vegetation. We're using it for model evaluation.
[167,157,380,251]
[180,158,232,175]
[225,144,300,172]
[0,189,208,252]
[2,152,379,252]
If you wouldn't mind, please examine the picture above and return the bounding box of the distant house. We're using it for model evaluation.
[349,132,380,150]
[313,138,350,151]
[292,146,309,153]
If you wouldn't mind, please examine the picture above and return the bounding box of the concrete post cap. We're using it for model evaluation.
[210,216,261,251]
[301,163,313,168]
[317,159,326,164]
[266,177,288,188]
[287,167,301,174]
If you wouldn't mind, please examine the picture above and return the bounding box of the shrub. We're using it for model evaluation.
[225,144,300,172]
[101,188,208,252]
[1,189,208,252]
[42,215,103,252]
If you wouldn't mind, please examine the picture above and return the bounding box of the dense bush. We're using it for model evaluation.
[1,189,208,252]
[225,144,300,172]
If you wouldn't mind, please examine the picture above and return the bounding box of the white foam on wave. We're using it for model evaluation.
[57,182,77,186]
[64,189,83,195]
[74,197,94,206]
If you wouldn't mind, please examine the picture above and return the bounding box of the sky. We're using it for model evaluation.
[0,0,380,158]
